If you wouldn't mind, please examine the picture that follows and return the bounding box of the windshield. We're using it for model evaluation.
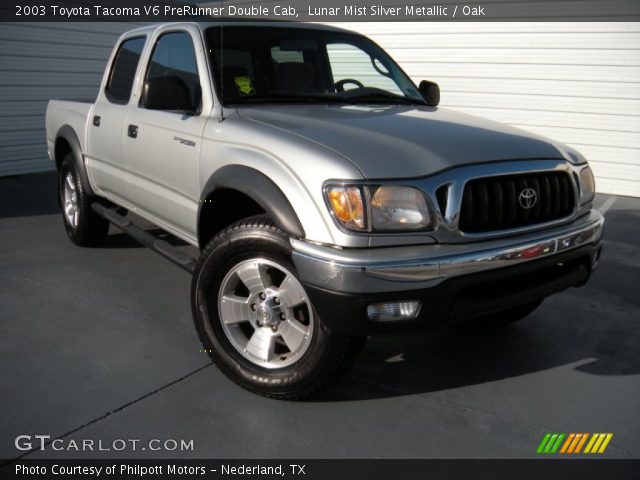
[205,26,424,105]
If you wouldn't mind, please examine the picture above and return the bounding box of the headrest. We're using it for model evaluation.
[276,62,314,91]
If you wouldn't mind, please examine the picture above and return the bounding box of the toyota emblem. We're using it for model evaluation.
[519,188,538,209]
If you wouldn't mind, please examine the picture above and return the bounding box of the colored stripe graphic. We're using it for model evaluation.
[550,433,565,453]
[584,433,600,453]
[574,433,589,453]
[598,434,613,453]
[544,434,559,453]
[592,434,605,453]
[585,433,614,454]
[538,433,613,454]
[567,433,583,453]
[598,433,613,453]
[537,433,565,453]
[560,433,575,453]
[537,433,552,453]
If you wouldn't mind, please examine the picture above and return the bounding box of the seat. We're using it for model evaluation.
[276,62,315,92]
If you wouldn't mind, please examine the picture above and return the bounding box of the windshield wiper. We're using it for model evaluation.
[227,91,425,106]
[341,91,426,105]
[227,93,351,105]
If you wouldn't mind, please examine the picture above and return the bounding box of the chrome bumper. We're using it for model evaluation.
[291,211,604,294]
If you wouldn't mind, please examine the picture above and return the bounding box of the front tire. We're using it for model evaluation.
[58,154,109,246]
[191,215,365,400]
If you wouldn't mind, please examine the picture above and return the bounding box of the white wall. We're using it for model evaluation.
[1,21,639,197]
[0,22,142,175]
[330,22,640,197]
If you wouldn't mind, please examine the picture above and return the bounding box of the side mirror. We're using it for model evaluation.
[419,80,440,107]
[142,76,196,112]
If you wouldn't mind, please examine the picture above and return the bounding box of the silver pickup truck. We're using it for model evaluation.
[46,21,604,399]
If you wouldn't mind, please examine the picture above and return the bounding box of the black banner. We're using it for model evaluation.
[2,459,640,480]
[2,0,640,22]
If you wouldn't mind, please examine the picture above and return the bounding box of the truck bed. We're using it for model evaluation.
[45,100,93,164]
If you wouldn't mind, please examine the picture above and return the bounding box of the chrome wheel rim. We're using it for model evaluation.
[63,172,79,228]
[217,258,314,369]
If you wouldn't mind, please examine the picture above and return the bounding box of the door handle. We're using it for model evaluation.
[92,115,101,127]
[127,124,138,138]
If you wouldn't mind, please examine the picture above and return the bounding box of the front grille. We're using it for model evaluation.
[458,171,575,233]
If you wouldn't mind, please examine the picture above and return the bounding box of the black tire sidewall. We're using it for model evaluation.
[192,220,345,397]
[58,154,108,246]
[59,157,82,240]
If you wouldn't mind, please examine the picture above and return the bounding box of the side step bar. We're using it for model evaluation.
[91,202,197,274]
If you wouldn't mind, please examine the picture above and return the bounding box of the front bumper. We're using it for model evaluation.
[291,211,604,334]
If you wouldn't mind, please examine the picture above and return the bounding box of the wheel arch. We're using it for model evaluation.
[198,165,305,249]
[54,125,95,197]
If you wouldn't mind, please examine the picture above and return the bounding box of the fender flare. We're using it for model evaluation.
[55,125,96,197]
[200,165,305,239]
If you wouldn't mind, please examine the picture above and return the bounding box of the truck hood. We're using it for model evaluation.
[237,104,574,179]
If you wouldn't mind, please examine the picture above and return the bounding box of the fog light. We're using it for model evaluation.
[367,301,421,321]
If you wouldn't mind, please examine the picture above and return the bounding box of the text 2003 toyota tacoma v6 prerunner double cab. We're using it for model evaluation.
[46,22,604,399]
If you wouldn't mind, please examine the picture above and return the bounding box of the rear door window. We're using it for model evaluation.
[105,36,146,104]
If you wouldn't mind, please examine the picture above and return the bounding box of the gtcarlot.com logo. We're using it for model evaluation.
[14,435,194,452]
[536,433,613,454]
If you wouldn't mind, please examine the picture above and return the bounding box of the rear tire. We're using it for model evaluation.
[477,299,543,326]
[191,214,365,400]
[58,154,109,246]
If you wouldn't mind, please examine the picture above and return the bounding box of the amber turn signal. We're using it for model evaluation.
[326,186,366,230]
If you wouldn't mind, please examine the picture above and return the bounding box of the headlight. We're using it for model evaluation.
[370,186,431,230]
[325,185,366,230]
[579,166,595,205]
[324,184,432,232]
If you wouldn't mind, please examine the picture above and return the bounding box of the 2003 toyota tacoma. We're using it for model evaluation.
[46,21,604,399]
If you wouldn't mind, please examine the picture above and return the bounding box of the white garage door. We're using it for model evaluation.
[329,22,640,197]
[0,22,142,176]
[1,21,639,197]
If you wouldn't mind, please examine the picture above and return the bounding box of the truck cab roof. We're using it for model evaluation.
[122,20,353,38]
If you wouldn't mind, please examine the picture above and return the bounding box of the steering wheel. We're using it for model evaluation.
[334,78,365,93]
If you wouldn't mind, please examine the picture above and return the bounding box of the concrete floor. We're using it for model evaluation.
[1,172,639,460]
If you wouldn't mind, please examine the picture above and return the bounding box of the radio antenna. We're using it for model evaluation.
[219,0,225,122]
